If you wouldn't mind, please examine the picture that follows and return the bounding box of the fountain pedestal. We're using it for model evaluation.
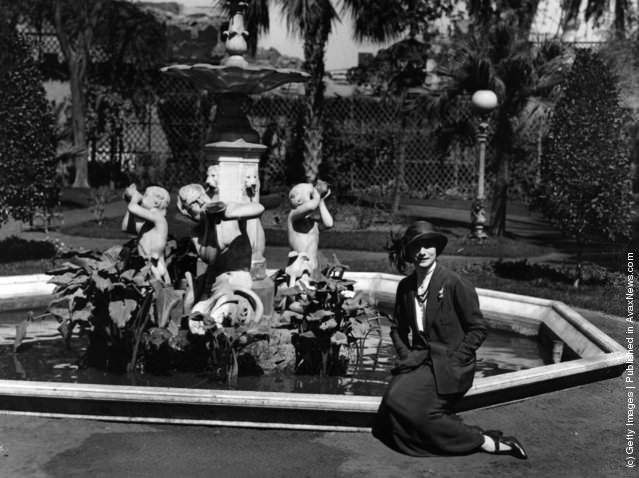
[204,139,274,318]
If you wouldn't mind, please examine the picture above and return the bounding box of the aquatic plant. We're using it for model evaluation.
[271,258,387,376]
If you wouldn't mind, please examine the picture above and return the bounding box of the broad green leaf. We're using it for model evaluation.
[348,318,370,339]
[57,320,74,341]
[151,280,184,328]
[109,299,138,328]
[319,318,338,330]
[145,327,172,348]
[48,272,78,285]
[49,307,71,321]
[46,262,82,275]
[102,246,123,263]
[91,271,112,292]
[71,308,92,322]
[120,269,136,281]
[331,331,348,345]
[307,310,334,322]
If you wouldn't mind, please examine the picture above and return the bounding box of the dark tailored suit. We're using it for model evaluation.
[372,263,488,456]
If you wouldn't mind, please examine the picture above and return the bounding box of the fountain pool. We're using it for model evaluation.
[0,272,627,431]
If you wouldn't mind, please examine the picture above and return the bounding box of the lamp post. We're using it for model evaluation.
[470,89,497,240]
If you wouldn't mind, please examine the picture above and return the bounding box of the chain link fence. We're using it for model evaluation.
[94,90,513,200]
[26,27,548,200]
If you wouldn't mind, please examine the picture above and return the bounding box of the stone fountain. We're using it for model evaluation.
[0,1,628,431]
[162,0,309,317]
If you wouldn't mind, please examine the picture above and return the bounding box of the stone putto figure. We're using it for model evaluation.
[287,180,334,279]
[121,183,171,284]
[177,183,264,299]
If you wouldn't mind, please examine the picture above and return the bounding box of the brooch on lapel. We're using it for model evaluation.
[437,287,445,301]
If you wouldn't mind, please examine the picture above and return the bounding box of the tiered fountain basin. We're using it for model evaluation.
[0,272,627,431]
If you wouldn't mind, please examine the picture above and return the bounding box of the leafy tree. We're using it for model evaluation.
[434,20,571,235]
[343,0,455,213]
[0,22,58,225]
[532,49,633,281]
[1,0,167,189]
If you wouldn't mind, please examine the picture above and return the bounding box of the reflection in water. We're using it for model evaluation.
[0,316,558,397]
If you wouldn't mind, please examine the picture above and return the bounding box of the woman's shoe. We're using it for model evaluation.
[484,431,528,460]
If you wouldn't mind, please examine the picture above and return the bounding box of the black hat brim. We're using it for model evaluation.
[405,232,448,256]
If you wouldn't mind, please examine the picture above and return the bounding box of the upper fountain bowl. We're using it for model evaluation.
[161,63,309,95]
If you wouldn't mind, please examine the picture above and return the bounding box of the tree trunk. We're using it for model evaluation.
[614,0,626,39]
[392,127,407,215]
[69,56,90,188]
[489,149,508,236]
[301,25,329,183]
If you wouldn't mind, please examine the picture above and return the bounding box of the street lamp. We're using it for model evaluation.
[470,89,497,240]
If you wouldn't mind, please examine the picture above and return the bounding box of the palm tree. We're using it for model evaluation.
[279,0,340,183]
[433,21,572,235]
[225,0,338,183]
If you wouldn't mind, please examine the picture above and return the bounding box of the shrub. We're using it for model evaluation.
[0,236,56,263]
[532,49,633,271]
[0,26,59,224]
[493,259,625,287]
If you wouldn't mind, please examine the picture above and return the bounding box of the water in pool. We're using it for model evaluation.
[0,309,559,396]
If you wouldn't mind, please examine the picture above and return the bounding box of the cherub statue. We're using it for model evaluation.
[177,183,264,299]
[287,180,334,278]
[121,183,171,283]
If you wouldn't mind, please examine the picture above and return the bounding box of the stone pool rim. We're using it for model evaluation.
[0,272,628,431]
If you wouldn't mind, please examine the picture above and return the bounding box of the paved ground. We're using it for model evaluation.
[0,312,632,478]
[0,198,635,477]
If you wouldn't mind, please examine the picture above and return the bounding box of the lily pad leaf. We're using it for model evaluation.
[109,299,138,328]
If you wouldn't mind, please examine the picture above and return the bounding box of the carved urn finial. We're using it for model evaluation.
[222,1,249,67]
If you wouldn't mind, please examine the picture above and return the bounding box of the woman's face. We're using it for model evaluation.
[410,245,437,270]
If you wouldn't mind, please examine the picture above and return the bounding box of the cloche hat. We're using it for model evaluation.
[403,221,448,256]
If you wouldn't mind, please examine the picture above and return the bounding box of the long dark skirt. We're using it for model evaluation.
[372,363,484,457]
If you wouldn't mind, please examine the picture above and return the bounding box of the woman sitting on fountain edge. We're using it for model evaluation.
[372,221,527,460]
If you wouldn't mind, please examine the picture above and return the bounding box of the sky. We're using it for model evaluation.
[138,0,392,71]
